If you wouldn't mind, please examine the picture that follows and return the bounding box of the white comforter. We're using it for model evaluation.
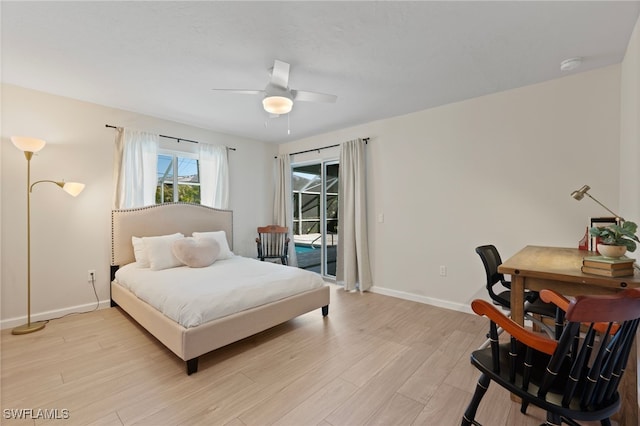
[114,256,326,328]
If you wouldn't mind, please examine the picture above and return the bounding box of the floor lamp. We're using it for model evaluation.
[11,136,85,335]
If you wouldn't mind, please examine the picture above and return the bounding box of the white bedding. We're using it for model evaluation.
[114,256,326,328]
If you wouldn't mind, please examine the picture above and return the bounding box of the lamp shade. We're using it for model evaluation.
[262,96,293,115]
[11,137,46,153]
[571,185,590,200]
[61,182,85,197]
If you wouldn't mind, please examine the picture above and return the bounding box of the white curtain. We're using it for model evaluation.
[273,154,298,267]
[113,128,159,209]
[336,138,372,291]
[199,143,229,209]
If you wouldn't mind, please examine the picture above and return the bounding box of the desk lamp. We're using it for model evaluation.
[570,185,623,221]
[11,136,85,335]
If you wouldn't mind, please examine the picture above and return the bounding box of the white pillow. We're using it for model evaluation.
[192,231,234,260]
[142,233,185,270]
[132,236,150,268]
[172,237,220,268]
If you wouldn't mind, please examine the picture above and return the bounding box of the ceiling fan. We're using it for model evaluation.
[212,60,337,116]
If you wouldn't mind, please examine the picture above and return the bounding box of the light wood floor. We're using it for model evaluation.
[1,285,613,425]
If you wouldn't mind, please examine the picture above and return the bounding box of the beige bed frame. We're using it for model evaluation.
[110,203,330,374]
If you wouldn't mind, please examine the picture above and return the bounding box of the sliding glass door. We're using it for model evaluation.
[292,161,339,278]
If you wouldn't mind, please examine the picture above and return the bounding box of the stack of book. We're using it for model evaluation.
[581,256,636,277]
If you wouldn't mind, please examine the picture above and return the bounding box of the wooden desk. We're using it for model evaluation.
[499,245,640,425]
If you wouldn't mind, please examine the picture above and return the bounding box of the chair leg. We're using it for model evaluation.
[545,412,562,426]
[462,374,490,426]
[558,416,580,426]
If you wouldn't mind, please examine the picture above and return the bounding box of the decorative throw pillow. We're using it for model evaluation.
[132,236,150,268]
[172,237,221,268]
[192,231,234,260]
[142,233,185,271]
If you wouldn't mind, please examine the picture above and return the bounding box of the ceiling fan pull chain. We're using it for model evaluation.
[287,114,291,135]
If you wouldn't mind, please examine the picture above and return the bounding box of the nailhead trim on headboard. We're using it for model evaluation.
[111,202,233,266]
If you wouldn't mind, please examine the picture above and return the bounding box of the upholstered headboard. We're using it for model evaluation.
[111,203,233,266]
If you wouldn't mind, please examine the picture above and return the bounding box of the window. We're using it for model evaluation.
[156,152,200,203]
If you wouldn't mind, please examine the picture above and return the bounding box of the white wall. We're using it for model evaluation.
[1,84,276,326]
[280,66,622,312]
[620,15,640,227]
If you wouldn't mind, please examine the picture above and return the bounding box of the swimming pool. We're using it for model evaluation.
[295,245,317,254]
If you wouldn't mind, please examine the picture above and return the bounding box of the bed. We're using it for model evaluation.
[110,202,330,375]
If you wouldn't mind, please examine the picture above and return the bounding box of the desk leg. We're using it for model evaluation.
[509,275,526,404]
[510,275,525,327]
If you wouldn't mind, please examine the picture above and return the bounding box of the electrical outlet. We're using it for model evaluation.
[88,269,96,283]
[439,265,447,277]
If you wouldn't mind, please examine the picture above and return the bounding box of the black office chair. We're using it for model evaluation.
[475,245,558,338]
[463,288,640,426]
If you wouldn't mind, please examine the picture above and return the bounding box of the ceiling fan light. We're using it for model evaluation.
[262,96,293,115]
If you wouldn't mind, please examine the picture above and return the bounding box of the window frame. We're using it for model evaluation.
[156,149,201,204]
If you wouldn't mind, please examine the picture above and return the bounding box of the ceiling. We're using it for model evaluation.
[2,1,639,144]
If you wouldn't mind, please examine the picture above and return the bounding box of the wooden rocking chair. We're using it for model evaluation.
[256,225,290,265]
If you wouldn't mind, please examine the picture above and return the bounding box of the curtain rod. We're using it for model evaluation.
[105,124,236,151]
[275,137,369,159]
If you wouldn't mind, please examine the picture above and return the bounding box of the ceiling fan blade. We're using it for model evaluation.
[270,60,290,89]
[211,89,264,95]
[292,90,337,103]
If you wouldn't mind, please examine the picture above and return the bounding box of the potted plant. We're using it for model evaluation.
[589,220,639,258]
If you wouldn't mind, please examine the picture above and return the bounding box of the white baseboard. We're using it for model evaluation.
[369,286,538,328]
[1,300,111,330]
[369,285,475,315]
[1,287,471,330]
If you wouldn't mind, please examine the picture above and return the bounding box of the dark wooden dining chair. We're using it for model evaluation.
[256,225,290,265]
[462,288,640,426]
[475,245,559,338]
